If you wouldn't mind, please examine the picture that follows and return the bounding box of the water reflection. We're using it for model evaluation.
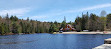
[0,34,111,49]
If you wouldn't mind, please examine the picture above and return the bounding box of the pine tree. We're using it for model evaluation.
[106,14,111,30]
[75,17,82,32]
[61,16,66,29]
[11,22,19,34]
[0,23,5,35]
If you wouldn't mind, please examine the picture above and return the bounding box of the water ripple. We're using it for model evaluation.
[0,40,38,45]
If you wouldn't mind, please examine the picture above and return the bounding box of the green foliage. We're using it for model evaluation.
[81,13,89,30]
[74,12,111,31]
[10,16,18,21]
[0,14,60,35]
[49,22,59,33]
[61,21,66,28]
[106,14,111,30]
[11,22,19,34]
[49,23,55,33]
[75,17,82,31]
[0,12,111,35]
[60,16,67,29]
[0,23,5,35]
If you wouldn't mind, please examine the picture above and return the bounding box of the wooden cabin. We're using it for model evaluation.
[60,24,75,31]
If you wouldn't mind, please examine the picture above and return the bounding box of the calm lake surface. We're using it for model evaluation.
[0,33,111,49]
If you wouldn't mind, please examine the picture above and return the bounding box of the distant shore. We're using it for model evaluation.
[0,33,35,35]
[57,31,111,34]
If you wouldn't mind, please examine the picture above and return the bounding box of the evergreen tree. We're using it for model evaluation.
[0,23,5,35]
[11,22,17,33]
[60,16,66,29]
[75,17,82,32]
[106,14,111,30]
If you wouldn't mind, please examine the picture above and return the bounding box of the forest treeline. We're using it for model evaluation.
[0,12,111,35]
[0,14,70,35]
[74,12,111,32]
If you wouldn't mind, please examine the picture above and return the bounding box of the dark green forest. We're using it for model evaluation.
[75,12,111,32]
[0,14,70,35]
[0,12,111,35]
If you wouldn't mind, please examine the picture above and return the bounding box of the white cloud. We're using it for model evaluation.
[79,3,111,11]
[34,3,111,18]
[0,8,31,17]
[62,3,111,14]
[15,3,111,20]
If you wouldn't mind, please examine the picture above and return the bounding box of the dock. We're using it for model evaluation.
[93,44,111,49]
[93,38,111,49]
[104,38,111,44]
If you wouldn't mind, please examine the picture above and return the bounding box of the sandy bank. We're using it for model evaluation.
[57,31,111,34]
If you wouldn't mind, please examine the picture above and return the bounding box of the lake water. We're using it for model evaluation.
[0,33,111,49]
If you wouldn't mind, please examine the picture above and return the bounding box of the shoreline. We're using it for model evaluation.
[0,33,36,36]
[56,31,111,34]
[1,31,111,35]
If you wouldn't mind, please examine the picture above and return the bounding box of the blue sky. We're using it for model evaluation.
[0,0,111,22]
